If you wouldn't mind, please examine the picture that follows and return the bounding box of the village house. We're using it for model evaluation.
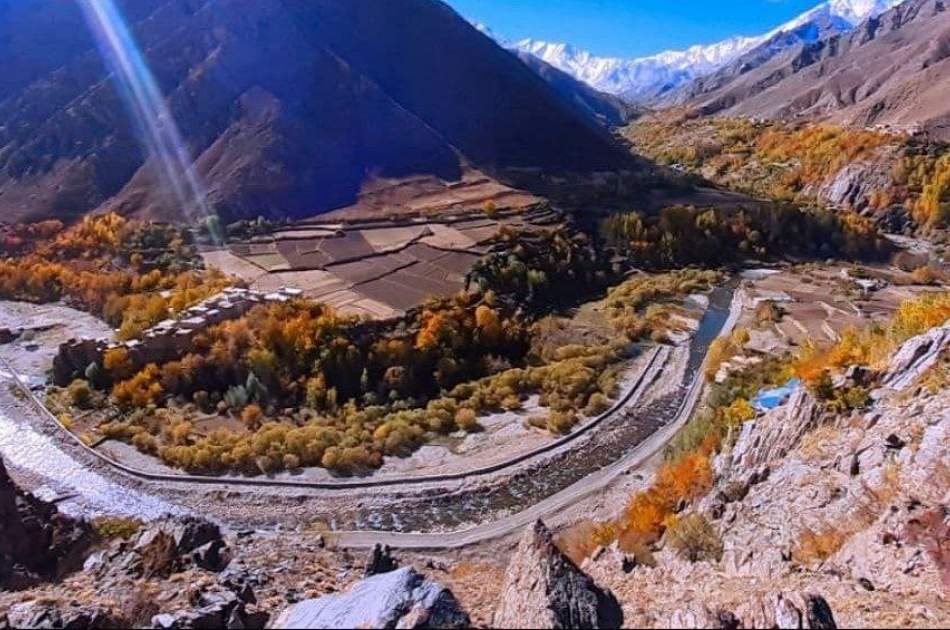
[53,287,302,385]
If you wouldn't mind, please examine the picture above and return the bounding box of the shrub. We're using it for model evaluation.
[557,520,618,565]
[241,403,264,430]
[546,409,578,434]
[93,516,143,541]
[584,392,611,416]
[112,365,163,409]
[132,432,158,454]
[794,526,848,565]
[664,512,723,562]
[68,379,94,409]
[454,408,481,432]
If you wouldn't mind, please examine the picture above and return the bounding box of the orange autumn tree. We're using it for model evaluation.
[0,214,235,340]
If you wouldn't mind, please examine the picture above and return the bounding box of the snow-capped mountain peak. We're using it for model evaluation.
[492,0,903,102]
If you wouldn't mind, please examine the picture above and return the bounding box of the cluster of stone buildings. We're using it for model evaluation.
[53,286,304,386]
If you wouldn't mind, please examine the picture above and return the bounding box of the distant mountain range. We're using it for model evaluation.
[482,0,903,103]
[679,0,950,139]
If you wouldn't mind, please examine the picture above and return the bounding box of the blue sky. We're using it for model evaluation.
[447,0,821,59]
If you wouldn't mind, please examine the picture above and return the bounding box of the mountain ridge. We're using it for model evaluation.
[679,0,950,139]
[489,0,902,103]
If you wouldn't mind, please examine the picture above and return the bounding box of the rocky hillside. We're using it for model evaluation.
[514,52,641,129]
[0,0,631,224]
[0,459,94,592]
[677,0,950,140]
[576,317,950,627]
[625,115,950,235]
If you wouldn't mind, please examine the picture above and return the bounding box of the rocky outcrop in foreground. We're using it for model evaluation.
[582,321,950,627]
[493,520,623,629]
[1,603,123,629]
[0,457,93,590]
[666,592,837,629]
[83,516,230,579]
[881,322,950,391]
[273,566,469,629]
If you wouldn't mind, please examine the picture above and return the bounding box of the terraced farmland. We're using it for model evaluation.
[204,206,564,319]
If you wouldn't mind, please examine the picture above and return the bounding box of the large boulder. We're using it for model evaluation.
[0,457,94,590]
[493,520,623,629]
[84,515,229,579]
[273,566,469,629]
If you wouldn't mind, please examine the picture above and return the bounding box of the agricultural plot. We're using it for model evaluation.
[209,208,559,319]
[738,264,939,356]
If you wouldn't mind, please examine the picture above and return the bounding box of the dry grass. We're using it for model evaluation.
[557,520,618,565]
[664,512,723,563]
[120,585,160,627]
[794,526,850,564]
[794,463,901,566]
[797,425,845,462]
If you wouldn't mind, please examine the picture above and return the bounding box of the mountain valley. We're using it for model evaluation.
[0,0,948,628]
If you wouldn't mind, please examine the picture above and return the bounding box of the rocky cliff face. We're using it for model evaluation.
[580,322,950,627]
[0,458,93,591]
[493,520,623,629]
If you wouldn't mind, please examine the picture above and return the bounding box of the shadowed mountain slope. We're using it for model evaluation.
[0,0,631,224]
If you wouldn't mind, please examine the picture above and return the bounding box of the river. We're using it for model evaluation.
[0,366,183,520]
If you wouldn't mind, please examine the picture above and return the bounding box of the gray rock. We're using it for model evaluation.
[493,520,623,629]
[88,516,229,579]
[191,539,232,573]
[364,543,399,577]
[273,566,469,629]
[882,323,950,391]
[135,516,223,558]
[2,603,122,629]
[725,389,821,478]
[667,592,837,629]
[151,588,268,630]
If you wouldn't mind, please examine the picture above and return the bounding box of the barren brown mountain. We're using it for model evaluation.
[0,0,632,224]
[678,0,950,139]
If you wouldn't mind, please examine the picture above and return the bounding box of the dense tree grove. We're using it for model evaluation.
[603,269,723,342]
[898,151,950,226]
[53,265,725,476]
[626,116,950,228]
[600,204,889,266]
[84,291,533,475]
[0,214,231,339]
[468,226,614,308]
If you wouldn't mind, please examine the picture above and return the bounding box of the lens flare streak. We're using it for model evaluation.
[78,0,211,226]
